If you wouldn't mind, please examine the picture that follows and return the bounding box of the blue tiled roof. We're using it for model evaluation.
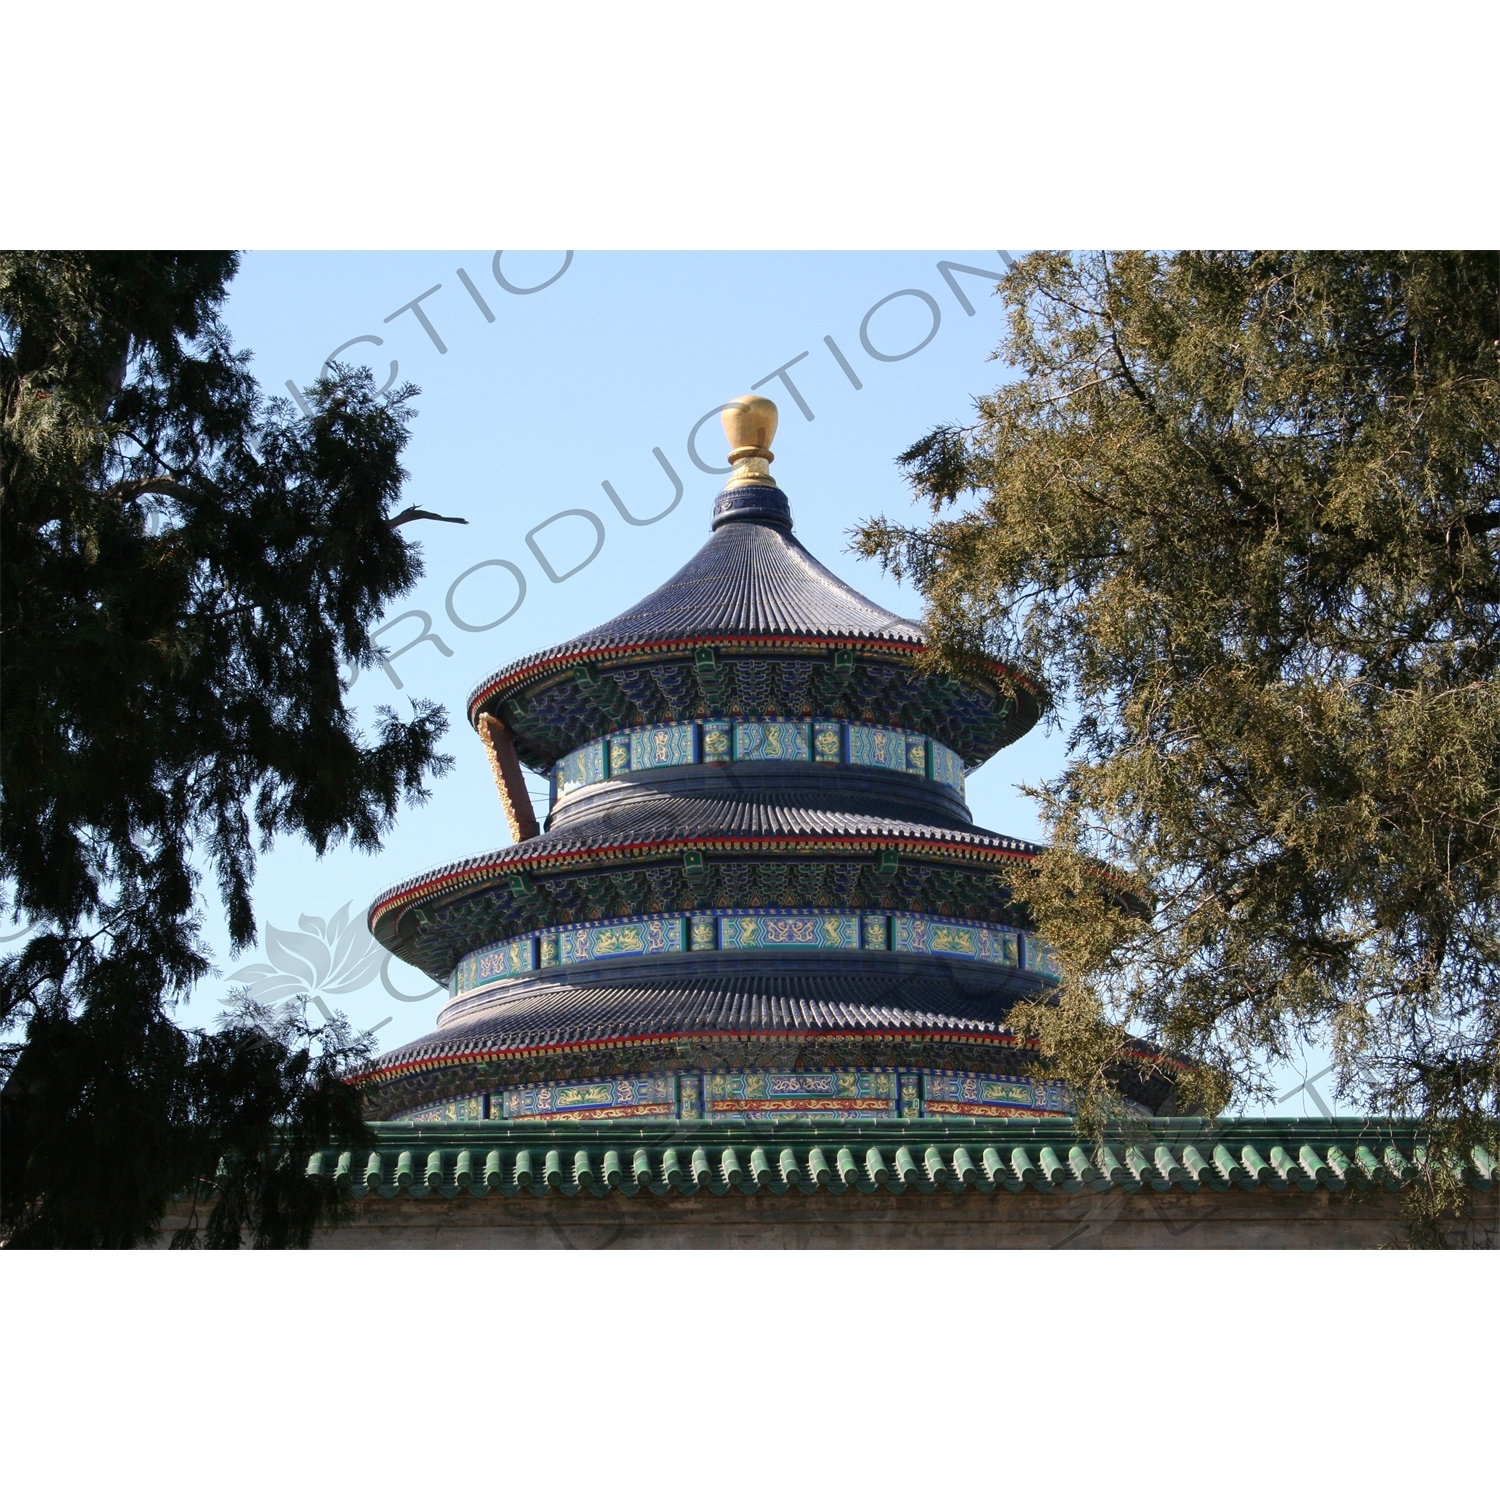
[472,513,927,710]
[374,971,1046,1074]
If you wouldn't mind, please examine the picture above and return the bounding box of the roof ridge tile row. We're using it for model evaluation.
[296,1122,1495,1200]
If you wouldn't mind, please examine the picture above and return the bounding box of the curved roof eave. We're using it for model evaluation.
[369,829,1043,945]
[462,513,1039,722]
[467,631,1041,729]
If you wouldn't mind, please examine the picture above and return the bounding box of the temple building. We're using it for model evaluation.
[361,394,1154,1128]
[283,395,1494,1247]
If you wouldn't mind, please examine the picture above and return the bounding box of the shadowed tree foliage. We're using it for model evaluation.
[855,252,1500,1242]
[1,252,452,1247]
[3,993,373,1249]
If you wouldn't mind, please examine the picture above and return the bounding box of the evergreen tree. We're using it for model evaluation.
[1,252,452,1247]
[857,252,1500,1239]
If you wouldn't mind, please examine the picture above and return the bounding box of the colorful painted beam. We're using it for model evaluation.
[551,717,968,804]
[448,908,1059,1000]
[388,1065,1074,1125]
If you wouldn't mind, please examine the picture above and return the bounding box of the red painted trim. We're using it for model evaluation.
[352,1026,1039,1086]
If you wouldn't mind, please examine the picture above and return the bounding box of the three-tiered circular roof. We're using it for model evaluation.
[359,396,1078,1120]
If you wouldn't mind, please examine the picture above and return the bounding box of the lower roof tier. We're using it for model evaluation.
[354,966,1180,1121]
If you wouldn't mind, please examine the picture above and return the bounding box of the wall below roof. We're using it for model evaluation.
[154,1182,1492,1249]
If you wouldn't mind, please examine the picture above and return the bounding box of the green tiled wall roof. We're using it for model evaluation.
[303,1118,1496,1201]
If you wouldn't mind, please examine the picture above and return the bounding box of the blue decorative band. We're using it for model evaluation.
[631,722,696,770]
[707,1068,898,1117]
[719,911,860,951]
[550,717,966,803]
[847,723,908,773]
[394,1090,488,1125]
[554,738,606,799]
[930,739,964,789]
[450,935,535,995]
[893,913,1018,967]
[542,914,686,970]
[451,908,1045,999]
[923,1069,1071,1118]
[504,1073,675,1124]
[734,719,809,762]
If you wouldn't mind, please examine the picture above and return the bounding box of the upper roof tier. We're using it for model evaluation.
[468,396,1040,770]
[477,500,924,673]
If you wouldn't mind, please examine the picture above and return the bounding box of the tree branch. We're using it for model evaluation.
[106,475,194,505]
[386,506,468,529]
[1107,329,1266,517]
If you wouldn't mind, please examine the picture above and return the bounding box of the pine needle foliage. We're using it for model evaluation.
[1,252,451,1247]
[855,252,1500,1239]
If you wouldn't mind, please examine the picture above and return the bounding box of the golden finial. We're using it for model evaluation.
[721,394,778,488]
